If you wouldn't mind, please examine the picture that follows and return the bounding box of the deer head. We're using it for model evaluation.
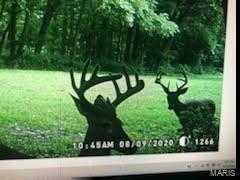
[70,60,144,156]
[155,70,188,112]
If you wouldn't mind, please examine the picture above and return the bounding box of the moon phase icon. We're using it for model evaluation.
[179,136,190,147]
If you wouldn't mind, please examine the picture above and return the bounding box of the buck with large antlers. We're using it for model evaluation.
[70,60,144,156]
[155,71,216,135]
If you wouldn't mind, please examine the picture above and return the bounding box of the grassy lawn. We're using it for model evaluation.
[0,69,223,158]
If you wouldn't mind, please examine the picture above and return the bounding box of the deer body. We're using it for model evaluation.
[169,98,216,117]
[71,60,144,156]
[173,99,215,130]
[155,71,216,134]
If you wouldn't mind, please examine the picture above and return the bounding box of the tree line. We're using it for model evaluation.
[0,0,227,74]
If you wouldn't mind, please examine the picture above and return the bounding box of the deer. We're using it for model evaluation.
[70,60,145,156]
[155,70,216,136]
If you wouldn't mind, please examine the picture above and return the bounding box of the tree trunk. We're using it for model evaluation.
[85,22,96,61]
[61,7,68,55]
[35,0,61,54]
[192,51,203,74]
[139,34,148,65]
[68,9,75,57]
[0,23,9,54]
[107,27,113,60]
[8,0,17,67]
[96,20,109,63]
[17,1,31,57]
[124,27,134,63]
[116,25,122,62]
[132,24,141,64]
[160,37,174,67]
[70,0,87,60]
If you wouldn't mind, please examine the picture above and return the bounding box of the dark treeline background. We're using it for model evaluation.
[0,0,226,74]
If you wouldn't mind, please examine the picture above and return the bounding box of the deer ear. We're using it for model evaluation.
[178,87,188,95]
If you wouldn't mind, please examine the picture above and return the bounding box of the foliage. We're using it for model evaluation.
[98,0,179,37]
[0,0,226,72]
[17,50,70,70]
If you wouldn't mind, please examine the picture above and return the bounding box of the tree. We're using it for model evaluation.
[8,0,17,66]
[0,0,226,73]
[0,23,9,54]
[69,0,87,60]
[35,0,61,54]
[17,0,35,57]
[96,0,179,65]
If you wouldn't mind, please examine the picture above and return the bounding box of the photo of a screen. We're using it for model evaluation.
[0,0,235,172]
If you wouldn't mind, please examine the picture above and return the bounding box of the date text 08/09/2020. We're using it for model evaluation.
[73,138,215,150]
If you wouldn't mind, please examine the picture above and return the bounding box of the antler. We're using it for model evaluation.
[112,67,144,108]
[155,72,170,93]
[176,70,188,91]
[70,60,122,110]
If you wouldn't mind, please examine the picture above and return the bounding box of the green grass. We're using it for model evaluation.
[0,70,223,158]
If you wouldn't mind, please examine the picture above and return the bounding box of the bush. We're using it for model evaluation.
[17,51,71,70]
[202,65,223,74]
[1,49,224,75]
[97,59,146,74]
[157,63,175,75]
[98,59,124,73]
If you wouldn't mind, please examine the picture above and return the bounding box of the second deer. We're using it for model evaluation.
[155,70,216,136]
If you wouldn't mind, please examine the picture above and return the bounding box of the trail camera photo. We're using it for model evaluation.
[0,0,226,159]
